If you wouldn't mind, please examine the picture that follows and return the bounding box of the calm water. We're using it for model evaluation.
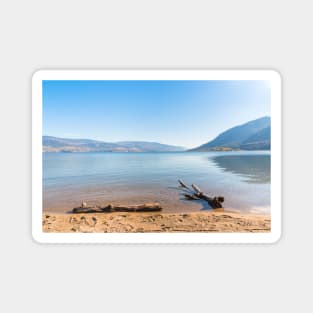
[43,151,270,214]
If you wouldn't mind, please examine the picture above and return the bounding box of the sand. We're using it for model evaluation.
[42,211,271,233]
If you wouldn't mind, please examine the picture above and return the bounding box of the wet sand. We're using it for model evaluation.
[43,211,271,233]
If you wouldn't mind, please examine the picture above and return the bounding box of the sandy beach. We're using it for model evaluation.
[43,211,271,233]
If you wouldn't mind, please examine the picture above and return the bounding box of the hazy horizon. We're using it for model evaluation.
[43,80,270,148]
[43,114,270,149]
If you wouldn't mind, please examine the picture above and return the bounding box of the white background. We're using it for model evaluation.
[0,0,311,312]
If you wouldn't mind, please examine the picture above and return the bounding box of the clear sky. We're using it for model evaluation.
[43,80,270,148]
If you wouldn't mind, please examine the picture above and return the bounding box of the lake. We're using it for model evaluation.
[43,151,270,214]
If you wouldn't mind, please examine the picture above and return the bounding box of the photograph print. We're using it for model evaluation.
[32,70,281,243]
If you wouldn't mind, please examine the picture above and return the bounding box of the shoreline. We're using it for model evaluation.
[43,211,271,233]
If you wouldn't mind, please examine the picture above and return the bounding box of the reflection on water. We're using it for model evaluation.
[43,151,271,214]
[211,154,270,183]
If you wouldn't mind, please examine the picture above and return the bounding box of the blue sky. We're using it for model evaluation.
[43,80,270,148]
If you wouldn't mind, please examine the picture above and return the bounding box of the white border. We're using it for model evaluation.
[32,70,281,244]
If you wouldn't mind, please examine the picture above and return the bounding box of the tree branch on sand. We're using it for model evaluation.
[178,179,224,209]
[72,202,162,214]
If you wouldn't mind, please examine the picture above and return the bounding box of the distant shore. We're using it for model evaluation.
[43,211,271,233]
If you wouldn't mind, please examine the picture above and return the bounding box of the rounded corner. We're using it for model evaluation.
[32,69,45,84]
[269,230,282,244]
[268,69,282,84]
[31,230,45,244]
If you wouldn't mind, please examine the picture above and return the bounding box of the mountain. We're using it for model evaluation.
[43,136,186,152]
[240,126,271,150]
[116,141,186,152]
[190,117,270,151]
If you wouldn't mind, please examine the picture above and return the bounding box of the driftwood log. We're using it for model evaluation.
[178,179,224,209]
[72,202,162,214]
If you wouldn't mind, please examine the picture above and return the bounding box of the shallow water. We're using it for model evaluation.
[43,151,270,214]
